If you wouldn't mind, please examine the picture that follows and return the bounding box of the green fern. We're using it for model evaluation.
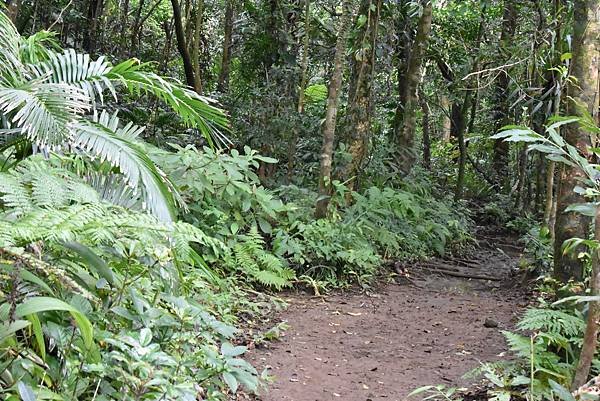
[226,227,295,290]
[517,308,586,338]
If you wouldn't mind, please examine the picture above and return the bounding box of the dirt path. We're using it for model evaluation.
[247,236,527,401]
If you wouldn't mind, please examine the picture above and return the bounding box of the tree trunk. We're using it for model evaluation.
[553,0,598,283]
[119,0,130,57]
[441,95,451,141]
[170,0,198,91]
[161,18,175,72]
[338,0,382,192]
[454,92,471,200]
[192,0,205,93]
[287,0,311,183]
[491,0,517,189]
[544,160,556,235]
[83,0,104,55]
[6,0,21,23]
[572,206,600,389]
[130,0,146,55]
[217,0,234,92]
[419,90,431,170]
[315,0,352,219]
[391,0,414,138]
[395,0,433,172]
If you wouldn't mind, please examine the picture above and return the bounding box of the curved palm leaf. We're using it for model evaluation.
[27,51,231,145]
[72,111,177,222]
[0,80,90,148]
[0,10,23,78]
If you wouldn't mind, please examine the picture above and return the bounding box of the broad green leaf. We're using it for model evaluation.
[61,241,118,286]
[222,372,239,393]
[0,320,31,342]
[26,313,46,361]
[407,385,436,397]
[15,297,93,349]
[221,342,247,357]
[17,381,37,401]
[549,379,576,401]
[565,203,598,217]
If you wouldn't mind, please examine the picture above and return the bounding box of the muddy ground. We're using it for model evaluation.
[247,236,528,401]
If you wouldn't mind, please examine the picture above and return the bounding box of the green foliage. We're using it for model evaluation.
[273,180,472,286]
[225,227,295,290]
[474,304,598,400]
[0,13,227,221]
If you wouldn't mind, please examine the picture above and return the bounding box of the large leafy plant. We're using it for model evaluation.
[0,11,228,221]
[0,157,263,400]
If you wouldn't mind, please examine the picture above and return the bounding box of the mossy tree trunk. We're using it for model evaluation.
[315,0,352,219]
[553,0,598,283]
[339,0,382,192]
[395,0,433,172]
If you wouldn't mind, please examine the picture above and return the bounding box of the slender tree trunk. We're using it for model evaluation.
[535,153,544,212]
[218,0,234,92]
[441,95,451,141]
[544,160,556,238]
[553,0,599,283]
[572,206,600,389]
[6,0,21,23]
[287,0,311,183]
[129,0,146,55]
[161,19,175,72]
[395,0,433,172]
[171,0,198,91]
[192,0,204,93]
[392,0,413,138]
[83,0,104,55]
[419,90,431,170]
[315,0,351,218]
[339,0,382,192]
[119,0,130,57]
[454,92,471,200]
[491,0,517,189]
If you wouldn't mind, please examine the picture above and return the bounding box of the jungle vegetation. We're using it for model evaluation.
[0,0,599,400]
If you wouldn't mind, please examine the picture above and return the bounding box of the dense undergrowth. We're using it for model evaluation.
[0,145,473,400]
[0,21,472,397]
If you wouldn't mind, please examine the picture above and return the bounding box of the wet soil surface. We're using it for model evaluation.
[247,233,528,401]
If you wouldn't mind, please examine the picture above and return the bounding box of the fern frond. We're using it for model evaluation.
[517,308,585,338]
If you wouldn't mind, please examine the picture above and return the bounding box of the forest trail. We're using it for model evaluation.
[247,231,528,401]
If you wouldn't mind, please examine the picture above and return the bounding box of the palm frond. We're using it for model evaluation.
[0,80,89,148]
[20,31,61,64]
[0,10,23,78]
[28,49,114,105]
[27,52,230,145]
[72,111,177,221]
[108,60,231,145]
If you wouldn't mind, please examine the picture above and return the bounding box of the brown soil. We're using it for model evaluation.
[247,239,528,401]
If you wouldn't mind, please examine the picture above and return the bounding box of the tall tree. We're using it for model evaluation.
[218,0,235,92]
[491,0,518,189]
[339,0,382,191]
[315,0,352,218]
[395,0,433,172]
[287,0,311,183]
[171,0,199,91]
[192,0,205,93]
[83,0,105,55]
[553,0,599,283]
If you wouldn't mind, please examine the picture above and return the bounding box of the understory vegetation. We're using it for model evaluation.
[1,0,600,400]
